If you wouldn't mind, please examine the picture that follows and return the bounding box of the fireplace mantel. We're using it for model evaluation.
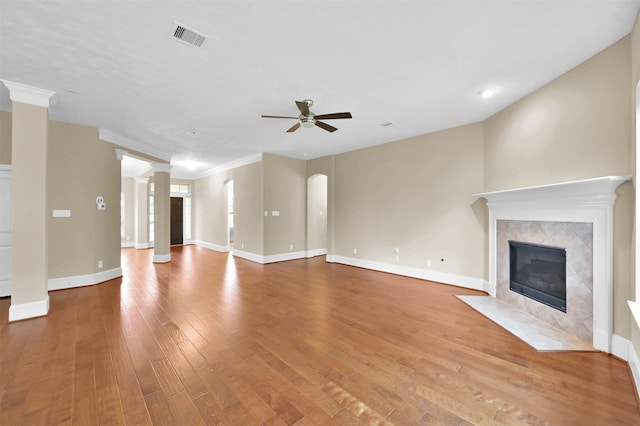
[474,175,631,353]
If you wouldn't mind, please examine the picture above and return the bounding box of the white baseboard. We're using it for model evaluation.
[121,241,135,248]
[195,240,229,252]
[0,280,10,297]
[629,340,640,401]
[135,242,151,249]
[9,295,50,322]
[327,255,488,292]
[307,248,327,258]
[263,250,307,264]
[230,249,308,264]
[153,254,171,263]
[231,249,264,263]
[48,267,123,291]
[612,334,630,361]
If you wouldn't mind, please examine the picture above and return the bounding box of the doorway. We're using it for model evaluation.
[170,196,183,245]
[306,174,328,257]
[225,180,234,250]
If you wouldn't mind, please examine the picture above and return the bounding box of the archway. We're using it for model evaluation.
[224,179,234,251]
[307,174,328,257]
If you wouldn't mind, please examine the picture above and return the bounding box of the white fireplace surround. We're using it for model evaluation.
[475,176,631,354]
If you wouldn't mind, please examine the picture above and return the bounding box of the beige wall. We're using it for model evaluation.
[484,36,631,191]
[121,177,135,244]
[263,153,307,255]
[11,103,49,306]
[48,120,121,278]
[333,122,486,278]
[0,111,11,164]
[484,36,634,339]
[631,11,640,359]
[194,160,264,254]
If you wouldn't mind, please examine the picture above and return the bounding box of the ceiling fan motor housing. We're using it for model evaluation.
[300,114,316,128]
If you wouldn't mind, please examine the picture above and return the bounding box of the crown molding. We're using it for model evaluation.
[152,163,172,173]
[134,176,149,184]
[194,153,263,179]
[0,80,56,109]
[114,148,128,160]
[98,128,172,162]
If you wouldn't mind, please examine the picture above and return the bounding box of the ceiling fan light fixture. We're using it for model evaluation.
[300,116,316,128]
[262,99,351,133]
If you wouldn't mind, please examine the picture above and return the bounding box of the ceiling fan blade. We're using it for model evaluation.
[315,121,337,133]
[261,115,299,119]
[314,112,352,120]
[295,101,310,116]
[286,122,301,133]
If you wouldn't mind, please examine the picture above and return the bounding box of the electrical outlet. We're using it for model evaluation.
[289,244,293,250]
[395,247,400,254]
[98,260,103,268]
[241,243,245,249]
[427,259,432,267]
[353,248,357,255]
[395,255,400,262]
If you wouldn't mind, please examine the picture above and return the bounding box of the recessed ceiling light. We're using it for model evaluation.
[175,160,202,171]
[186,130,198,136]
[479,87,499,99]
[380,121,394,127]
[66,89,81,94]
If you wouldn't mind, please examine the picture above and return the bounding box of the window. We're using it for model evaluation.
[170,184,190,194]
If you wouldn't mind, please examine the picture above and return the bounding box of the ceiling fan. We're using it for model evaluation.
[261,99,352,133]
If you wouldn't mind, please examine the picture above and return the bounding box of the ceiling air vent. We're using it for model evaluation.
[169,22,208,48]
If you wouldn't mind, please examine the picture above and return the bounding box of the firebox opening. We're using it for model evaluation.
[509,240,567,313]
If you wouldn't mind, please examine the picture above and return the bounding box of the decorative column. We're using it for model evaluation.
[1,80,55,321]
[134,177,149,249]
[152,163,171,263]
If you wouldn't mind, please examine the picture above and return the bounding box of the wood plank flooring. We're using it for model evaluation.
[1,245,639,425]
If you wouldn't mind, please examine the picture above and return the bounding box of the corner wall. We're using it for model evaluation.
[48,120,121,283]
[263,153,307,258]
[483,36,634,339]
[331,122,486,285]
[1,113,122,291]
[194,160,264,255]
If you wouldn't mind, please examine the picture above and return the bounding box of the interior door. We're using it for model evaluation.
[170,197,183,245]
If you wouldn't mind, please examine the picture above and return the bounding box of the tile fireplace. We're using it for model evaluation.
[475,176,630,353]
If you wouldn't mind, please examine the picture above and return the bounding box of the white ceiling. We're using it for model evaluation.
[1,1,639,179]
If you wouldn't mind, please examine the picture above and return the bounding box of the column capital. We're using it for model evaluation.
[115,149,128,160]
[134,177,149,184]
[1,80,56,109]
[152,163,172,174]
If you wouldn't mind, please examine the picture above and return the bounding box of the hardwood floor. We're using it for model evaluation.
[1,245,639,425]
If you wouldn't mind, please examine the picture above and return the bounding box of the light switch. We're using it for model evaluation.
[53,209,71,217]
[272,211,280,216]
